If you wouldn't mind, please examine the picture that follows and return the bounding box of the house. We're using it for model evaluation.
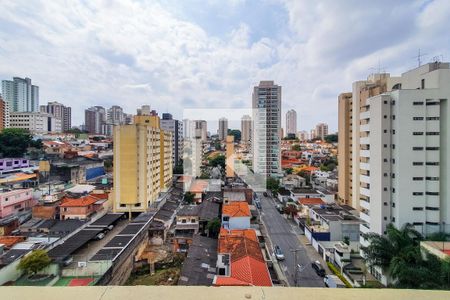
[281,174,306,190]
[0,188,35,219]
[277,188,292,203]
[173,205,201,252]
[0,158,30,173]
[222,202,250,230]
[59,195,103,220]
[214,228,271,286]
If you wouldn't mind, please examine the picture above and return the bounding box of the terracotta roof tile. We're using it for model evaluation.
[60,195,100,207]
[298,197,325,206]
[222,202,250,217]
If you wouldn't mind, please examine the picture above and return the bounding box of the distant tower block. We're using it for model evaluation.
[226,135,235,178]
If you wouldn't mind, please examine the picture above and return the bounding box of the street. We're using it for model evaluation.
[259,193,324,287]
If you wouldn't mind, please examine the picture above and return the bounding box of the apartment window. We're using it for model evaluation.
[413,101,424,105]
[413,147,424,151]
[392,173,396,178]
[426,132,439,136]
[426,222,439,225]
[392,159,396,164]
[413,177,424,181]
[384,187,387,191]
[421,79,425,89]
[191,219,196,223]
[392,129,396,134]
[427,117,440,120]
[384,173,388,177]
[412,207,423,211]
[384,129,387,133]
[391,100,396,105]
[384,100,387,104]
[426,147,439,150]
[384,202,388,206]
[384,115,387,119]
[426,101,439,106]
[392,188,396,193]
[426,162,439,166]
[426,177,439,181]
[413,222,424,226]
[384,144,387,148]
[181,219,186,223]
[392,217,396,222]
[413,192,424,196]
[425,207,439,211]
[425,192,439,196]
[384,159,388,162]
[413,132,423,135]
[392,144,395,149]
[392,202,396,208]
[412,162,423,166]
[392,115,396,120]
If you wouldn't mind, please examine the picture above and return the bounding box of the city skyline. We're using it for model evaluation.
[1,1,449,131]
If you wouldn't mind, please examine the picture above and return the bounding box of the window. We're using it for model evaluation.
[413,147,424,151]
[384,173,388,177]
[384,115,387,119]
[384,202,388,206]
[427,117,440,120]
[191,219,196,223]
[426,147,439,150]
[223,216,229,221]
[413,101,424,105]
[392,202,396,208]
[426,101,439,106]
[413,132,423,135]
[426,192,439,196]
[392,115,396,120]
[425,207,439,211]
[426,177,439,181]
[413,222,423,226]
[384,187,387,191]
[384,100,387,104]
[182,219,186,223]
[392,173,396,178]
[426,132,439,136]
[426,162,439,166]
[412,162,423,166]
[413,192,424,196]
[413,177,423,181]
[384,144,387,148]
[392,217,396,222]
[384,129,387,133]
[413,207,423,211]
[421,79,425,89]
[384,159,388,162]
[413,117,424,121]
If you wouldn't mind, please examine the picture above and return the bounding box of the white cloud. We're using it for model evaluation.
[0,0,449,132]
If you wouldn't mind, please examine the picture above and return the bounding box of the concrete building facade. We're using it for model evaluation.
[1,77,39,112]
[40,101,72,132]
[85,106,106,135]
[316,123,329,140]
[286,109,297,137]
[218,117,228,141]
[161,113,183,166]
[241,115,252,144]
[112,114,173,214]
[9,112,62,133]
[252,81,282,177]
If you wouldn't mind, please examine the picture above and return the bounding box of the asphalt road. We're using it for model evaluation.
[258,193,324,287]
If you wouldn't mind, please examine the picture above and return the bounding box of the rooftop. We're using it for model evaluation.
[298,197,325,206]
[60,195,100,207]
[222,202,250,217]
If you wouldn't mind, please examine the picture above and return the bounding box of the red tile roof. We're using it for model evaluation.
[60,195,99,207]
[189,180,208,193]
[0,236,25,248]
[222,202,250,217]
[298,197,325,206]
[215,228,272,287]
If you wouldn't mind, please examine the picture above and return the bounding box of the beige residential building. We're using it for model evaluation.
[241,115,252,144]
[337,93,352,206]
[316,123,329,140]
[112,114,172,215]
[226,135,235,178]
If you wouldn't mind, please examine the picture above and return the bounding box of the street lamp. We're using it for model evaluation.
[290,248,305,286]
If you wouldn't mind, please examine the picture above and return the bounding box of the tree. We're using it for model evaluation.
[324,134,338,143]
[209,155,225,169]
[297,170,311,186]
[183,192,195,204]
[266,177,280,194]
[173,163,184,175]
[285,168,293,175]
[17,250,51,277]
[343,236,350,245]
[0,128,36,157]
[227,129,241,142]
[291,144,301,151]
[283,204,299,219]
[206,218,221,238]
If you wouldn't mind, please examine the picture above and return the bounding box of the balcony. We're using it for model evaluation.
[360,137,370,145]
[360,187,370,197]
[360,150,370,157]
[360,210,371,223]
[360,175,370,184]
[360,110,370,120]
[360,162,370,170]
[360,198,370,210]
[360,124,370,132]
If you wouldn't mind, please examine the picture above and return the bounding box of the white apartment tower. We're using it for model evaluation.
[286,109,297,137]
[252,81,282,177]
[1,77,39,112]
[218,117,228,141]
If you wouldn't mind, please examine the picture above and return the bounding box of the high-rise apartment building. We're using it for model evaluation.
[337,93,352,206]
[1,77,39,112]
[241,115,252,144]
[85,106,105,134]
[112,113,172,214]
[286,109,297,137]
[339,62,450,284]
[107,105,124,125]
[161,113,183,166]
[218,117,228,141]
[252,81,282,177]
[310,129,316,140]
[0,96,10,131]
[315,123,329,140]
[40,101,72,132]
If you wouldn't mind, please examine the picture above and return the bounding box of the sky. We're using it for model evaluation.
[1,0,449,133]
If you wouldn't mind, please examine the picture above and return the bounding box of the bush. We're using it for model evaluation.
[327,262,352,288]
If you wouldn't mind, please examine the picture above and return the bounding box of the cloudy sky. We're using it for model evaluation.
[1,0,449,132]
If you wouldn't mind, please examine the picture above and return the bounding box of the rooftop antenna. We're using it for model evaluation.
[414,49,427,67]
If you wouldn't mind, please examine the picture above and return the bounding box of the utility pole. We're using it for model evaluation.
[290,248,304,286]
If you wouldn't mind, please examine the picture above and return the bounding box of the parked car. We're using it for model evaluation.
[95,232,106,240]
[275,204,284,213]
[62,256,73,266]
[324,275,346,288]
[263,192,268,197]
[255,201,262,209]
[274,245,285,260]
[312,260,326,277]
